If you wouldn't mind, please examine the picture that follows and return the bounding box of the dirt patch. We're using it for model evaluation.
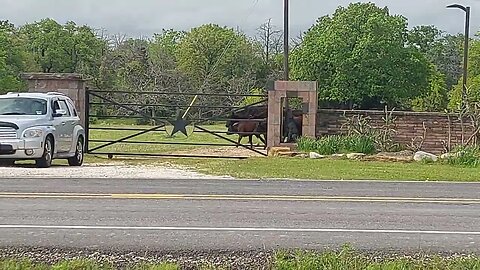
[171,146,267,158]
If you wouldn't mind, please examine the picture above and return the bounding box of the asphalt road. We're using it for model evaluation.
[0,177,480,253]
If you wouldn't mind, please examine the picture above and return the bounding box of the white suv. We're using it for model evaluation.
[0,92,85,168]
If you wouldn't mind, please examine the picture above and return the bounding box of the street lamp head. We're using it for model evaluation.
[447,4,468,12]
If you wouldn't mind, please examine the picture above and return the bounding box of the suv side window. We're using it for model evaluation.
[51,100,61,114]
[67,99,78,117]
[58,100,71,117]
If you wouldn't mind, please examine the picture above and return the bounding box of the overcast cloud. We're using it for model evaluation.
[1,0,480,38]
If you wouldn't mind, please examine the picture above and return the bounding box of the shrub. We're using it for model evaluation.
[447,146,480,167]
[316,135,343,155]
[296,137,318,152]
[297,135,377,155]
[343,135,376,155]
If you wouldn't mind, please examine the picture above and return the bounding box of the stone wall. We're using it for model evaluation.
[316,109,475,154]
[21,73,87,128]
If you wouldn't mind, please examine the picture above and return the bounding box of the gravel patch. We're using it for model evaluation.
[0,247,272,269]
[0,163,233,180]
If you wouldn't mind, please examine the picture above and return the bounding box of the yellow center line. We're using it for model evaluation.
[0,192,479,204]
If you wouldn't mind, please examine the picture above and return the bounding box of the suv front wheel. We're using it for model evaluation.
[36,137,53,168]
[68,138,84,166]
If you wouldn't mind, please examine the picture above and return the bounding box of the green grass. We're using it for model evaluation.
[84,124,480,182]
[3,248,480,270]
[0,259,178,270]
[88,123,263,155]
[274,247,480,270]
[168,157,480,181]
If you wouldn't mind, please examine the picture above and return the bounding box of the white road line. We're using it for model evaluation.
[1,225,480,235]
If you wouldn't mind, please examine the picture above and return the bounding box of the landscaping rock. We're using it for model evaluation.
[378,150,414,157]
[268,147,291,157]
[414,151,438,162]
[363,151,414,162]
[347,153,366,160]
[277,151,298,157]
[309,152,325,159]
[331,154,346,159]
[440,152,460,159]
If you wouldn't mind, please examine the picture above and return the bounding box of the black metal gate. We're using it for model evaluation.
[85,89,268,159]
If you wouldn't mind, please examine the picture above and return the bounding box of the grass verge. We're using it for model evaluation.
[83,124,480,181]
[274,247,480,270]
[0,259,178,270]
[164,157,480,181]
[2,247,480,269]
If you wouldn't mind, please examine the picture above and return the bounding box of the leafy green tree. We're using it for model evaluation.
[149,29,185,71]
[0,20,37,93]
[20,19,106,76]
[291,3,430,109]
[449,37,480,109]
[408,25,463,94]
[412,65,448,111]
[176,24,262,91]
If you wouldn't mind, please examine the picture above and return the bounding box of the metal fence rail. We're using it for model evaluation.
[85,89,268,158]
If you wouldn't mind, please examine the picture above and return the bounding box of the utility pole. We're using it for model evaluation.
[283,0,295,143]
[283,0,289,81]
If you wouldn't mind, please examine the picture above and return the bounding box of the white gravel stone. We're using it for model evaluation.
[0,163,233,179]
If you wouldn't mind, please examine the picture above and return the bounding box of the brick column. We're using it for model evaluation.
[21,73,87,128]
[267,80,317,150]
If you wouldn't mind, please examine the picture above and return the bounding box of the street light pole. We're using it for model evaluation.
[447,4,471,109]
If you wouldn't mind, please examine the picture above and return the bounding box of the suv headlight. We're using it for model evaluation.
[23,128,43,138]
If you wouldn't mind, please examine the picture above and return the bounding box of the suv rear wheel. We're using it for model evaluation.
[68,137,84,166]
[36,137,53,168]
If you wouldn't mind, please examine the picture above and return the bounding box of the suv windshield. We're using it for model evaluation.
[0,98,48,115]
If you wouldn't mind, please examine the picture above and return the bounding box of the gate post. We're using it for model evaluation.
[267,81,317,150]
[21,73,88,129]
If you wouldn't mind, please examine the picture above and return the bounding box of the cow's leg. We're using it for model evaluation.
[236,135,242,147]
[258,134,267,149]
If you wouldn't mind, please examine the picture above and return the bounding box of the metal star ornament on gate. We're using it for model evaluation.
[169,116,190,137]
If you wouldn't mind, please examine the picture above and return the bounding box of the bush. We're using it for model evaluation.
[296,137,318,152]
[447,146,480,167]
[297,135,377,155]
[343,135,376,155]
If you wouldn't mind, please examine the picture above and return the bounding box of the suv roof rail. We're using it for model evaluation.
[46,92,67,96]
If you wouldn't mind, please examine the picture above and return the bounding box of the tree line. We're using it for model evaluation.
[0,2,477,112]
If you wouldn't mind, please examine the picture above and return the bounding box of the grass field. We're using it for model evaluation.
[3,247,480,269]
[88,123,264,155]
[166,157,480,182]
[83,123,480,182]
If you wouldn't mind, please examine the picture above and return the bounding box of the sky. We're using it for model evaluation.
[1,0,480,38]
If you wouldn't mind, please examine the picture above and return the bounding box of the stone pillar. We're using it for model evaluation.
[267,81,317,150]
[21,73,87,128]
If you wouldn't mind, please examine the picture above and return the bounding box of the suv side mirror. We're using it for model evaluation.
[53,109,67,117]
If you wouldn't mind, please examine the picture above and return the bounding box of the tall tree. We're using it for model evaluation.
[176,24,261,90]
[0,20,37,93]
[20,19,106,76]
[291,3,430,109]
[408,25,463,94]
[255,19,283,83]
[449,36,480,109]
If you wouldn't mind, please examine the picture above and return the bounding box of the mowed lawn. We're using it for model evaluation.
[85,123,480,182]
[87,123,263,154]
[171,158,480,182]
